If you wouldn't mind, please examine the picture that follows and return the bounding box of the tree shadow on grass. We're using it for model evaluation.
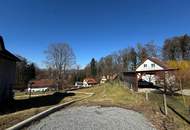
[0,92,75,115]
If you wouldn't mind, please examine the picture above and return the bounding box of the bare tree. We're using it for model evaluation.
[45,43,76,88]
[120,48,130,71]
[162,34,190,60]
[145,41,160,58]
[136,43,148,63]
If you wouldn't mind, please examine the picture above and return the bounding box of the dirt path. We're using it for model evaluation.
[27,106,156,130]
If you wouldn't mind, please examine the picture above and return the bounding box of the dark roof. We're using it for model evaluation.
[0,36,20,62]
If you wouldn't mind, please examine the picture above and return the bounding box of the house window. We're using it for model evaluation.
[151,64,155,68]
[144,64,147,67]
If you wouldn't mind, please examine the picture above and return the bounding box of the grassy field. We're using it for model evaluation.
[76,82,143,106]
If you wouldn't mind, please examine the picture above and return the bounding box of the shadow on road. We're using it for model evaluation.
[0,92,75,115]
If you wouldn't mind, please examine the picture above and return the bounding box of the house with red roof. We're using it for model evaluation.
[83,78,97,87]
[28,79,57,92]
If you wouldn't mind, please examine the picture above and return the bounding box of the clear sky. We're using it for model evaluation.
[0,0,190,68]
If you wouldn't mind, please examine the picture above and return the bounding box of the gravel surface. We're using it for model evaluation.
[27,106,156,130]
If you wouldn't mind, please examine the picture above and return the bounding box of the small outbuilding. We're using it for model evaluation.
[100,76,107,84]
[0,36,20,103]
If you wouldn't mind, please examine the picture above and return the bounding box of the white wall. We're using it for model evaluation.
[83,81,91,87]
[136,59,164,72]
[28,87,48,92]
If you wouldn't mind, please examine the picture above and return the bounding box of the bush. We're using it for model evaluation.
[166,60,190,89]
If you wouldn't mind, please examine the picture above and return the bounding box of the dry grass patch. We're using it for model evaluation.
[148,92,190,130]
[0,107,48,129]
[75,82,174,130]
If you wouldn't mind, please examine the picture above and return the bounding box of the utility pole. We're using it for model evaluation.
[179,79,186,107]
[145,91,149,101]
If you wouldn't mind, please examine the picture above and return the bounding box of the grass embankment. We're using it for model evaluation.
[148,93,190,130]
[77,82,143,106]
[14,91,55,99]
[0,91,85,129]
[75,82,174,130]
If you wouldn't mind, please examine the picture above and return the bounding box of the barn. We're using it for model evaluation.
[0,36,20,104]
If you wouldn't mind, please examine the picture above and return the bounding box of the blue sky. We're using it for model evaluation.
[0,0,190,68]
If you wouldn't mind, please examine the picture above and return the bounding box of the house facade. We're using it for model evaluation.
[123,57,177,91]
[136,57,168,85]
[28,79,56,92]
[136,57,175,85]
[83,78,97,87]
[0,36,20,103]
[100,76,107,84]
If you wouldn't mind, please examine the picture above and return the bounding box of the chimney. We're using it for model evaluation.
[0,35,5,51]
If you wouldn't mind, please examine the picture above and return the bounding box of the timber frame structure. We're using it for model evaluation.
[123,62,179,92]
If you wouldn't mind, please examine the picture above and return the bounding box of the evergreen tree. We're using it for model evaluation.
[90,58,97,77]
[29,63,36,80]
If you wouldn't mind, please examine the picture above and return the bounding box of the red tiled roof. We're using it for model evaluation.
[84,78,97,84]
[29,79,56,88]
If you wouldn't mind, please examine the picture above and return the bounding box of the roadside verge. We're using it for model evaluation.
[7,92,94,130]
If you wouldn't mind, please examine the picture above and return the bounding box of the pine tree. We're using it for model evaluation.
[90,58,97,77]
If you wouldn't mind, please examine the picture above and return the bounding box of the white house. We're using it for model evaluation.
[83,78,97,87]
[27,79,56,92]
[136,58,166,72]
[136,57,175,85]
[100,76,107,84]
[123,57,177,91]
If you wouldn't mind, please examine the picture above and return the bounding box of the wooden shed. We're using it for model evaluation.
[0,36,20,103]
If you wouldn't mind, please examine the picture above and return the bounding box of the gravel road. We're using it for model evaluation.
[27,106,156,130]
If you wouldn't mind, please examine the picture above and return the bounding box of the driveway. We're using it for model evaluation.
[27,106,156,130]
[176,89,190,96]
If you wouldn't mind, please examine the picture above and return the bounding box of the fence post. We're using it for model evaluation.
[130,84,133,90]
[28,83,32,99]
[163,93,168,115]
[145,91,149,101]
[179,79,186,107]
